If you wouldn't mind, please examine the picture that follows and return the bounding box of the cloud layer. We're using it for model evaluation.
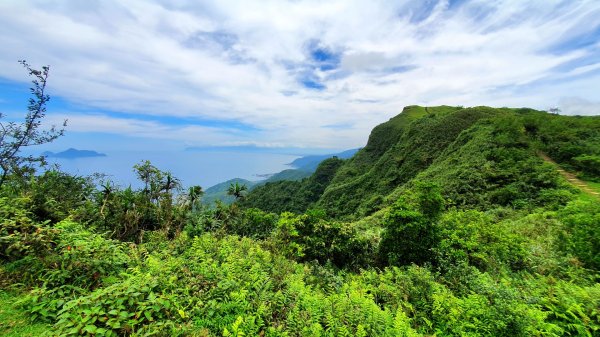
[1,0,599,150]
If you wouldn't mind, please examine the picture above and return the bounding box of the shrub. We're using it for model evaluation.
[25,170,95,223]
[541,280,600,336]
[434,210,528,274]
[52,274,184,336]
[269,211,371,269]
[230,208,278,240]
[0,196,57,261]
[15,221,132,322]
[558,199,600,270]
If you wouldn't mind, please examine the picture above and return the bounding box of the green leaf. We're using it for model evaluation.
[84,325,97,333]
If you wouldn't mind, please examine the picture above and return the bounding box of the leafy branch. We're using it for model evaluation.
[0,60,67,186]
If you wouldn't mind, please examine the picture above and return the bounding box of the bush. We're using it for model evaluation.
[269,211,371,269]
[541,280,600,336]
[11,221,131,323]
[573,154,600,178]
[40,221,131,288]
[434,210,528,274]
[25,170,95,223]
[52,274,184,336]
[230,208,278,240]
[558,199,600,270]
[0,196,57,261]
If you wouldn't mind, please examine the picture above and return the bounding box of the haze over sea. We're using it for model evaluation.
[45,150,300,189]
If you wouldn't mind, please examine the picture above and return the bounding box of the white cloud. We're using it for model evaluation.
[45,113,247,145]
[0,0,599,150]
[559,97,600,116]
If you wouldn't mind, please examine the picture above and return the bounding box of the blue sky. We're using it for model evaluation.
[1,0,599,153]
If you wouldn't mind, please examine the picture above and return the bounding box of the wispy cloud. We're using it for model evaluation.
[0,0,599,150]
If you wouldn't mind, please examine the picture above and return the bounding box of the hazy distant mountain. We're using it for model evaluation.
[42,148,107,159]
[263,169,312,183]
[288,148,360,171]
[201,149,358,205]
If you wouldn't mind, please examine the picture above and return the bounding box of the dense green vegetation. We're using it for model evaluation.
[202,171,313,205]
[1,103,600,336]
[241,157,345,214]
[202,178,257,206]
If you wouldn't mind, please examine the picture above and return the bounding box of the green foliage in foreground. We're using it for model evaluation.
[1,105,599,336]
[1,173,599,336]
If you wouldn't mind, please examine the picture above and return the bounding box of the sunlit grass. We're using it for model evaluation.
[0,291,49,337]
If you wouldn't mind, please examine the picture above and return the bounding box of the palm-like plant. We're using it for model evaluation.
[99,180,114,217]
[185,185,204,212]
[227,182,248,201]
[162,172,181,195]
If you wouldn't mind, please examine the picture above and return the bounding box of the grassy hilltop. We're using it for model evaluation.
[1,105,599,336]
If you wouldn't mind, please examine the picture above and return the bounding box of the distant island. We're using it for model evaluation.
[42,148,107,159]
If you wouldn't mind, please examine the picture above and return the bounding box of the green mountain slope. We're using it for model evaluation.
[263,169,311,183]
[202,178,257,205]
[240,157,344,213]
[319,106,498,216]
[202,150,354,205]
[245,106,600,218]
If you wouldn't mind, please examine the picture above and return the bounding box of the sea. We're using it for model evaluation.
[45,150,300,189]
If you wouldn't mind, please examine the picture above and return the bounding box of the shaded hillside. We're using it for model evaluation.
[202,178,257,205]
[263,169,311,183]
[240,157,344,213]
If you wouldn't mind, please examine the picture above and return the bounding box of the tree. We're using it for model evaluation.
[186,185,204,212]
[162,171,181,195]
[99,180,115,217]
[0,60,66,187]
[378,183,444,266]
[177,185,204,215]
[133,160,163,203]
[548,107,561,115]
[227,182,248,201]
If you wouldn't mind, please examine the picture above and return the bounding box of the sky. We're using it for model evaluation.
[1,0,599,153]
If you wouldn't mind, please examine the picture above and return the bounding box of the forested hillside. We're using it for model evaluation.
[1,105,599,336]
[246,106,600,217]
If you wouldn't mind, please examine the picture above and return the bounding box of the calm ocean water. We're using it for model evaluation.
[46,150,300,189]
